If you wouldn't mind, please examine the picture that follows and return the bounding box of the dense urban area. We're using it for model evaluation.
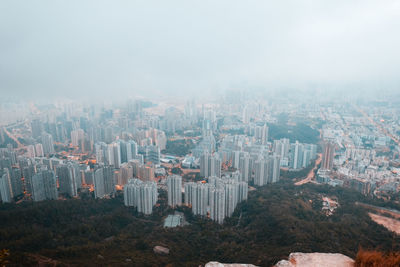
[0,91,400,265]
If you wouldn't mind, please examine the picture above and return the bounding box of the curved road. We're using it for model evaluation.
[295,153,322,186]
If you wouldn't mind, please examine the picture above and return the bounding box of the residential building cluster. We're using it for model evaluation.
[316,103,400,198]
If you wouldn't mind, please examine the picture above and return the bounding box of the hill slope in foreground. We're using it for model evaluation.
[0,179,399,266]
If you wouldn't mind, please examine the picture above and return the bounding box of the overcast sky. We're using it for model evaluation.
[1,0,400,100]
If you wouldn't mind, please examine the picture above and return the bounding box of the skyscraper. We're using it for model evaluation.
[145,145,160,165]
[167,175,182,208]
[253,154,281,186]
[119,140,129,164]
[94,166,115,199]
[118,140,138,164]
[94,168,105,198]
[57,163,79,197]
[239,152,251,182]
[273,138,290,159]
[0,169,13,203]
[209,187,225,224]
[35,143,44,157]
[26,145,36,158]
[185,175,248,224]
[290,141,304,170]
[95,142,108,165]
[0,127,4,144]
[200,152,221,178]
[22,164,36,195]
[83,169,94,185]
[255,123,269,145]
[223,182,237,217]
[261,123,269,145]
[71,129,85,147]
[41,132,55,155]
[322,141,335,170]
[270,154,281,183]
[10,167,23,197]
[254,157,270,186]
[31,119,43,139]
[119,163,133,186]
[128,140,138,160]
[302,149,311,168]
[184,182,196,206]
[124,178,158,215]
[200,153,209,177]
[31,170,58,201]
[112,142,121,168]
[185,182,210,216]
[238,181,248,202]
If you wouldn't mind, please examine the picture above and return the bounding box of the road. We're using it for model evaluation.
[294,153,322,186]
[3,127,23,148]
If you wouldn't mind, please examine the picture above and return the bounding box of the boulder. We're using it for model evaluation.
[205,262,257,267]
[153,245,170,255]
[275,252,354,267]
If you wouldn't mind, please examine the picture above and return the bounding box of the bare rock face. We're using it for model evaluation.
[205,262,257,267]
[153,245,170,255]
[275,252,354,267]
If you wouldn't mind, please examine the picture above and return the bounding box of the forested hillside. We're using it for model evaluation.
[1,180,399,266]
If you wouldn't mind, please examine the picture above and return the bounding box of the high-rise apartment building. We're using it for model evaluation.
[57,163,79,197]
[145,145,160,165]
[167,175,182,208]
[209,187,225,224]
[255,124,269,145]
[31,119,43,139]
[254,157,270,186]
[200,152,221,178]
[290,141,304,170]
[184,175,248,224]
[10,167,23,197]
[35,143,44,157]
[254,155,281,186]
[270,154,281,183]
[185,182,210,216]
[273,138,290,159]
[94,166,115,199]
[322,141,335,170]
[31,170,58,201]
[71,129,85,147]
[41,132,55,155]
[124,178,158,215]
[26,145,36,158]
[239,152,251,182]
[0,169,13,203]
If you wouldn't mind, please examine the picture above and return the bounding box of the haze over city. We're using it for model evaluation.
[1,0,400,100]
[1,1,400,267]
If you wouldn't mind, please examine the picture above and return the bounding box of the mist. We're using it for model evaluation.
[1,0,400,100]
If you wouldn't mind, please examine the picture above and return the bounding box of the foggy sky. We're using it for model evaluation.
[1,0,400,100]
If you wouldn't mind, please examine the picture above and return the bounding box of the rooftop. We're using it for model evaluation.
[163,214,182,228]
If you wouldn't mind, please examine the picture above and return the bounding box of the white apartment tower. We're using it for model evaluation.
[167,175,182,208]
[124,178,158,215]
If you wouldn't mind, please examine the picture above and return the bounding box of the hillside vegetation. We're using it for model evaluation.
[0,179,399,266]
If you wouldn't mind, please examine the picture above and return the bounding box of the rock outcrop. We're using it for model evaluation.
[153,245,170,255]
[205,262,257,267]
[275,252,354,267]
